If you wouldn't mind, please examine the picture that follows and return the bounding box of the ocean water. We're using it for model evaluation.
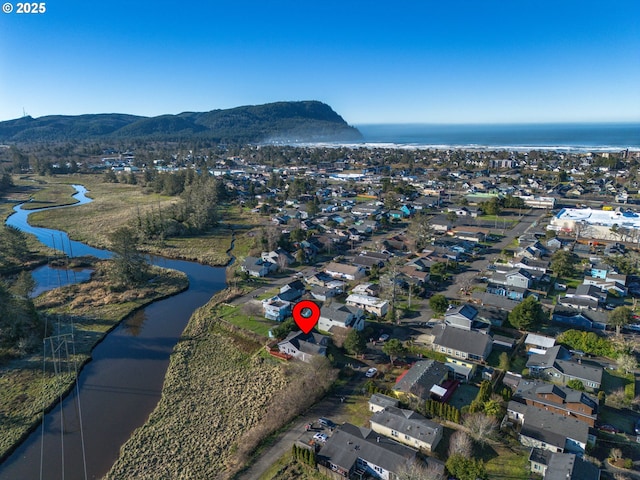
[354,123,640,152]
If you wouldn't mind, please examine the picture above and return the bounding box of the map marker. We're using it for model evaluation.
[292,300,320,334]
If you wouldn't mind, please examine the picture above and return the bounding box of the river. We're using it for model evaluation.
[0,185,227,480]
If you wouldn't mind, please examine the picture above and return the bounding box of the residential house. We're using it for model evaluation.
[430,214,455,233]
[262,297,292,321]
[318,303,365,332]
[261,248,295,266]
[393,360,449,401]
[512,379,598,426]
[277,331,329,362]
[279,280,306,302]
[368,393,399,413]
[317,423,444,480]
[370,407,443,452]
[324,262,366,281]
[524,333,556,355]
[582,273,628,297]
[529,449,601,480]
[345,294,389,317]
[526,345,603,391]
[508,403,595,454]
[558,284,606,311]
[490,268,534,289]
[552,306,609,331]
[310,284,342,302]
[352,283,381,297]
[431,324,493,362]
[444,304,490,332]
[241,256,277,277]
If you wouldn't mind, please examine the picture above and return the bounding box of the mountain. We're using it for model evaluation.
[0,101,362,143]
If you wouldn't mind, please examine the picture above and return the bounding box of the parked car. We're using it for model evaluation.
[635,419,640,435]
[599,424,619,434]
[378,334,390,342]
[313,432,328,443]
[365,367,378,378]
[318,417,336,429]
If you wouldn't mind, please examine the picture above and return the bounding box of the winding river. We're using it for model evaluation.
[0,186,227,480]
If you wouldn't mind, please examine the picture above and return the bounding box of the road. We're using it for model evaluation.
[441,208,547,301]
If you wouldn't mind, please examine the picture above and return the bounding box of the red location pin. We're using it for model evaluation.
[292,300,320,334]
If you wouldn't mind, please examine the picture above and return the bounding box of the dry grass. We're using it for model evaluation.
[105,291,339,480]
[0,265,188,460]
[104,301,289,480]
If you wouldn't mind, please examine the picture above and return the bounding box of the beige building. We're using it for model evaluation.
[370,406,443,452]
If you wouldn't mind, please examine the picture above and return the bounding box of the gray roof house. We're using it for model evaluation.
[277,331,329,363]
[444,304,491,332]
[393,360,449,401]
[368,393,399,413]
[431,324,493,362]
[318,303,365,333]
[370,407,443,452]
[526,346,603,391]
[508,403,595,454]
[241,256,277,277]
[317,423,444,480]
[529,448,601,480]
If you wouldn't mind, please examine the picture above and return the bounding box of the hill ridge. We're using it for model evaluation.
[0,101,362,143]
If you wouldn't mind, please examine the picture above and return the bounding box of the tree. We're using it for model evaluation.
[429,294,449,316]
[448,430,473,458]
[382,338,405,366]
[344,329,367,356]
[551,250,578,278]
[567,379,586,391]
[609,306,633,336]
[463,413,498,446]
[445,454,487,480]
[396,460,444,480]
[508,296,547,330]
[429,262,448,283]
[407,213,434,252]
[108,226,149,287]
[616,353,636,375]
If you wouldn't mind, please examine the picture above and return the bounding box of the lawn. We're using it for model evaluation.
[448,383,479,411]
[213,303,275,338]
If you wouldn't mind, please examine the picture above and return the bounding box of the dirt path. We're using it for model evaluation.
[236,375,367,480]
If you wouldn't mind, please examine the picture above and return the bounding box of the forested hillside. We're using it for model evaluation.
[0,101,362,143]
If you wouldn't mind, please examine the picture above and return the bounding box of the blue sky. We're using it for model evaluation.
[0,0,639,124]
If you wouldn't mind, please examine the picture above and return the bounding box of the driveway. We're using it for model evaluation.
[236,374,368,480]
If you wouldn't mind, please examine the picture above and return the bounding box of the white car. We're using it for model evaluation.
[378,334,389,342]
[313,432,328,443]
[365,367,378,378]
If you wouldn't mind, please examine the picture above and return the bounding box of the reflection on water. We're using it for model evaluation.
[122,309,147,336]
[30,264,94,297]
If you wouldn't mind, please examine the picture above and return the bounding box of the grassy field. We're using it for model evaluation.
[11,174,263,266]
[0,264,188,461]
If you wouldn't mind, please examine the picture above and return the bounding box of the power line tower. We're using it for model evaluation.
[40,315,88,480]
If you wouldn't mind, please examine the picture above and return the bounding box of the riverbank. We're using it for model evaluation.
[104,288,338,480]
[0,262,189,462]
